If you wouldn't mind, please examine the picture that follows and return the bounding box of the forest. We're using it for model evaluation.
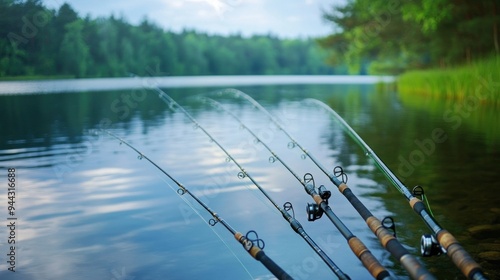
[319,0,499,74]
[0,1,336,78]
[2,1,498,78]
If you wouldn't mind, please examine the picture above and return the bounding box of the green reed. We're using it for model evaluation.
[397,56,499,106]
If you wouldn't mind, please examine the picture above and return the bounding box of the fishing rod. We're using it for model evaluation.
[103,130,293,280]
[219,89,435,280]
[200,96,389,280]
[303,98,487,280]
[150,87,353,279]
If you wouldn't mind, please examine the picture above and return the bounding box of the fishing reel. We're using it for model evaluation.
[420,234,443,257]
[306,203,322,221]
[411,186,443,257]
[306,185,331,221]
[303,173,331,221]
[303,173,332,221]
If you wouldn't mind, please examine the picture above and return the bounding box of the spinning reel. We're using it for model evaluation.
[413,185,444,257]
[306,185,331,221]
[421,234,443,257]
[303,173,331,221]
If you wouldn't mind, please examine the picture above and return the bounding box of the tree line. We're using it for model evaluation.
[0,1,336,78]
[319,0,499,74]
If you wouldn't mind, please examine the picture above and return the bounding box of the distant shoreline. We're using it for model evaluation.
[0,75,395,95]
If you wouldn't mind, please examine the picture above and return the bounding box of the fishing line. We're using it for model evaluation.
[220,89,436,280]
[117,138,253,278]
[303,98,487,280]
[151,87,283,211]
[104,130,293,280]
[159,176,254,279]
[192,122,278,216]
[412,185,435,218]
[151,87,351,278]
[200,96,393,280]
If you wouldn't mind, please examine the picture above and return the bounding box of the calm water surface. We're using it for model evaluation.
[0,77,498,279]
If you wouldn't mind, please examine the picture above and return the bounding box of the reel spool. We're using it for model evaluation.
[421,234,443,257]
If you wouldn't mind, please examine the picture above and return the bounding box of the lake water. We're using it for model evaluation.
[0,76,498,279]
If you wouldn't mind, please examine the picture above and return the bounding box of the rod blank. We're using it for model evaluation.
[220,89,435,280]
[304,98,486,280]
[104,130,293,280]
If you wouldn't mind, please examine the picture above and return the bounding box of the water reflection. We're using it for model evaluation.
[0,81,498,279]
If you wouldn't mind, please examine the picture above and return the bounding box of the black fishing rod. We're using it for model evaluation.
[304,98,487,280]
[200,96,389,280]
[220,89,436,280]
[104,130,293,280]
[150,87,354,279]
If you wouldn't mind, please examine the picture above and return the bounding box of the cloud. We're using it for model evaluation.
[42,0,336,38]
[187,0,232,17]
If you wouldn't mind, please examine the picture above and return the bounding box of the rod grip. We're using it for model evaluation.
[235,232,293,280]
[348,236,390,280]
[312,194,323,205]
[437,230,485,279]
[366,217,436,280]
[255,250,294,280]
[339,183,372,220]
[399,254,436,280]
[235,232,260,258]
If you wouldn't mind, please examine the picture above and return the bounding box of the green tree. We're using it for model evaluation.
[320,0,500,73]
[0,1,335,78]
[179,32,208,75]
[60,20,90,77]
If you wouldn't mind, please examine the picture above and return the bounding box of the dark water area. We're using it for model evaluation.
[0,77,498,279]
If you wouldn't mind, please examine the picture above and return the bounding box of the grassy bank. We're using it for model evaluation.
[398,56,499,106]
[397,56,500,146]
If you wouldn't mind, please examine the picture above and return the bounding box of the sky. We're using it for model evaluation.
[42,0,343,38]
